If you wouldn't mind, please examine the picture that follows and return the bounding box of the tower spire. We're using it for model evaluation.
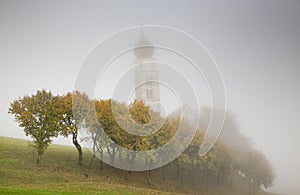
[134,23,154,59]
[139,17,145,42]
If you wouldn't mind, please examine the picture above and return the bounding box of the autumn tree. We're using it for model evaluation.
[8,90,59,163]
[55,91,91,166]
[243,149,275,194]
[93,99,120,165]
[91,99,176,181]
[184,131,204,188]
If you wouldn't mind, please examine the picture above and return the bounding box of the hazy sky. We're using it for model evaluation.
[0,1,299,194]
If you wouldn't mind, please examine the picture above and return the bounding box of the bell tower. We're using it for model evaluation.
[134,31,160,112]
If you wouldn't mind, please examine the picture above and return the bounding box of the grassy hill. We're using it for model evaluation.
[0,136,278,195]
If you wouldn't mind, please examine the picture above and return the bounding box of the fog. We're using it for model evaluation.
[0,1,299,194]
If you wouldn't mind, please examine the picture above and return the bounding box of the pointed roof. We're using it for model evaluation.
[134,28,154,59]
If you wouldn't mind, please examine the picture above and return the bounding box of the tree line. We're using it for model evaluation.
[8,89,274,194]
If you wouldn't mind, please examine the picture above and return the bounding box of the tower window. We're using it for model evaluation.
[146,76,152,81]
[146,88,153,99]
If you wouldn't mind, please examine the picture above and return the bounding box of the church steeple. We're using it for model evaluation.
[134,29,154,59]
[134,26,160,113]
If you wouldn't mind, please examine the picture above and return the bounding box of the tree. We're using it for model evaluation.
[91,99,176,181]
[243,149,275,194]
[55,91,90,166]
[8,90,59,163]
[94,99,120,165]
[184,131,203,188]
[129,100,151,125]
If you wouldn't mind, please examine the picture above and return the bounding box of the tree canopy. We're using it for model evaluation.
[8,89,274,194]
[9,90,59,163]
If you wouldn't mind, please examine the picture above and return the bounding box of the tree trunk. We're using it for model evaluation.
[100,150,104,171]
[145,157,152,185]
[162,166,166,181]
[118,148,123,162]
[176,161,180,180]
[249,182,254,195]
[107,146,117,165]
[36,152,42,164]
[146,170,152,185]
[35,149,43,164]
[192,162,195,189]
[111,155,115,165]
[125,153,130,180]
[95,143,104,171]
[72,131,83,166]
[130,152,136,170]
[180,168,184,189]
[87,155,95,172]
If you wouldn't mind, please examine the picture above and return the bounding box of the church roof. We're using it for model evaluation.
[134,30,154,59]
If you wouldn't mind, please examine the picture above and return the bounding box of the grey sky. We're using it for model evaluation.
[0,1,299,194]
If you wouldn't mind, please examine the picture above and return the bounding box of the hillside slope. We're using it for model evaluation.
[0,136,278,195]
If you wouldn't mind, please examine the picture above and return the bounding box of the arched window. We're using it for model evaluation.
[146,75,152,81]
[146,88,153,99]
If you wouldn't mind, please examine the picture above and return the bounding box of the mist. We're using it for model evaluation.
[0,1,300,194]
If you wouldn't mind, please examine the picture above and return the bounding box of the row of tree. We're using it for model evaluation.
[9,89,274,194]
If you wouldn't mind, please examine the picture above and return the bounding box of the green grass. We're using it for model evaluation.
[0,185,150,195]
[0,136,278,195]
[0,136,184,195]
[0,186,138,195]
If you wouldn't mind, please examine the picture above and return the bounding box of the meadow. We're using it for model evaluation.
[0,136,277,195]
